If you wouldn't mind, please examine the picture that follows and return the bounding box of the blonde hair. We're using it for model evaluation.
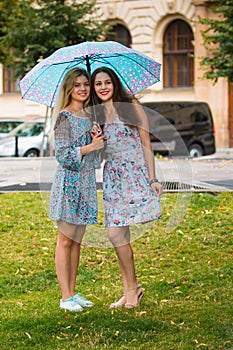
[51,68,91,130]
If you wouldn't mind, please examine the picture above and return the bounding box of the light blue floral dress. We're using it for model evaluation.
[103,117,161,227]
[50,110,99,228]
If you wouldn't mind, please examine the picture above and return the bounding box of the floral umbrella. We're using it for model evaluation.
[19,41,161,108]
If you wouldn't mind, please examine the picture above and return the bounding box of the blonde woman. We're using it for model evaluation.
[50,68,105,312]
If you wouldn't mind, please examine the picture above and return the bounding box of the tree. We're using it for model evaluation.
[199,0,233,83]
[0,0,19,37]
[0,0,109,79]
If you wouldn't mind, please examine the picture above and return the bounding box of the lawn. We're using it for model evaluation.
[0,192,232,350]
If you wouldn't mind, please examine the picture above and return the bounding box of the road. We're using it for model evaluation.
[0,149,232,192]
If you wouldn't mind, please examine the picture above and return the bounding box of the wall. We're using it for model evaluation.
[0,64,47,120]
[95,0,229,147]
[0,0,229,147]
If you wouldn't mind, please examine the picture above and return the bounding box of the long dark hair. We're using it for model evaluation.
[91,67,140,126]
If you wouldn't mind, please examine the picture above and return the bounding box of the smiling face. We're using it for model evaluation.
[71,75,90,103]
[93,72,114,103]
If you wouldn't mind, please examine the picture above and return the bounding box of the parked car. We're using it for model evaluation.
[142,101,216,157]
[0,119,50,157]
[0,119,25,138]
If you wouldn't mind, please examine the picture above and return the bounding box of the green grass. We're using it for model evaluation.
[0,192,233,350]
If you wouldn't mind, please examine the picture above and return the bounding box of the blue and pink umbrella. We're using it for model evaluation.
[20,41,161,107]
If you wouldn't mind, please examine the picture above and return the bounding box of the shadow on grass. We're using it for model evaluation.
[1,307,170,350]
[2,301,233,350]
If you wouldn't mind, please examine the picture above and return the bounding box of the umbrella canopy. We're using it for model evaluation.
[19,41,161,108]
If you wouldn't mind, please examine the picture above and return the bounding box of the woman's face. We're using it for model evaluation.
[71,75,90,103]
[93,72,114,103]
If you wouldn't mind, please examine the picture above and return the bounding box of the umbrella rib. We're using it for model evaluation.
[119,53,161,79]
[20,64,54,100]
[90,57,134,93]
[20,60,84,107]
[94,53,161,79]
[89,54,160,93]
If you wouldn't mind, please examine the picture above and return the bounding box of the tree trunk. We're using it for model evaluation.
[229,82,233,147]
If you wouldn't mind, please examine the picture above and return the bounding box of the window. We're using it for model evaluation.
[12,122,44,137]
[163,20,194,88]
[106,24,132,48]
[3,67,20,93]
[0,121,24,135]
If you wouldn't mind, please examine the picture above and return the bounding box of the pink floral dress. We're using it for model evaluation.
[103,117,161,227]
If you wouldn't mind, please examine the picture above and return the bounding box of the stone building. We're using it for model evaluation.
[0,0,231,148]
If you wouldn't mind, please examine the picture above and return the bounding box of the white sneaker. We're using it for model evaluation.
[73,293,94,307]
[60,297,83,312]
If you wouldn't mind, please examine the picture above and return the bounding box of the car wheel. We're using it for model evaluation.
[24,149,39,157]
[189,144,203,158]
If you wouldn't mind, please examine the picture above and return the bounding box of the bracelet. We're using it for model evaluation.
[149,178,160,187]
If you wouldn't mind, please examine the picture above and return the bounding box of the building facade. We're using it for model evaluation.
[0,0,230,147]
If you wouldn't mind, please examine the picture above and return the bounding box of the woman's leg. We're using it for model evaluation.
[55,230,73,301]
[109,252,128,308]
[70,241,81,296]
[108,226,137,288]
[70,225,86,295]
[108,226,143,307]
[55,225,86,301]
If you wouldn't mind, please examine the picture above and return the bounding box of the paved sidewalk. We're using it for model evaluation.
[198,148,233,160]
[0,148,232,192]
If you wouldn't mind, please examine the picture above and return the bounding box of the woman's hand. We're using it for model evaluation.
[151,181,163,196]
[91,133,106,151]
[81,133,106,155]
[91,122,102,138]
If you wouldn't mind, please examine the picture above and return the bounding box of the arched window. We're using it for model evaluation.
[106,24,132,48]
[163,19,194,88]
